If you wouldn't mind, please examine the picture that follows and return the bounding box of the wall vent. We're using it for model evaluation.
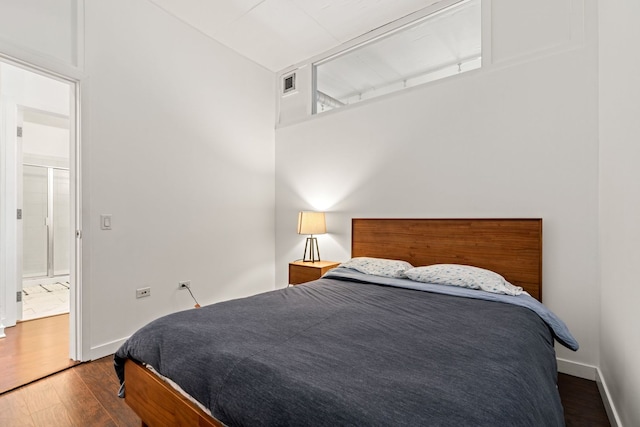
[282,72,296,94]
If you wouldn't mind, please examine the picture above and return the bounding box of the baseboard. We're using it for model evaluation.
[596,368,623,427]
[556,357,597,380]
[90,337,128,360]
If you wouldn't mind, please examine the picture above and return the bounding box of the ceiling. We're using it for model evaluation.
[147,0,442,71]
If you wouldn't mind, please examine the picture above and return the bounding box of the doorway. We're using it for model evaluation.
[19,108,71,321]
[0,57,80,375]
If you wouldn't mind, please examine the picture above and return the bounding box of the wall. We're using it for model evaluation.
[275,0,600,372]
[1,0,276,358]
[23,120,71,163]
[82,0,276,358]
[599,0,640,425]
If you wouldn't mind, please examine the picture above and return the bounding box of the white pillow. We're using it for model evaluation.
[404,264,523,296]
[340,257,414,279]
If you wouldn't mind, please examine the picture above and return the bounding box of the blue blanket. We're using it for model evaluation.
[116,273,572,426]
[325,267,579,351]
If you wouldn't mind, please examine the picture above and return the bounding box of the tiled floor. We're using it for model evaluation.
[22,279,70,321]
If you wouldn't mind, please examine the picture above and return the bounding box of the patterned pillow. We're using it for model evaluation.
[340,257,414,278]
[404,264,523,296]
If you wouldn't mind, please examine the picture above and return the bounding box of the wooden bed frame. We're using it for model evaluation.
[125,360,222,427]
[124,218,543,426]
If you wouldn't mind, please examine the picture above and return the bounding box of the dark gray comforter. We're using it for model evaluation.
[115,275,566,426]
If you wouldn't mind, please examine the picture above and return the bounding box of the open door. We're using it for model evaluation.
[0,58,80,360]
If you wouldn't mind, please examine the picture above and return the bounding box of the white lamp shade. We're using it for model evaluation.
[297,211,326,235]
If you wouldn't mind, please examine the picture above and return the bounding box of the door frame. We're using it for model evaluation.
[0,54,82,360]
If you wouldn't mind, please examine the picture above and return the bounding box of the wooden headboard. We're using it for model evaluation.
[351,219,543,301]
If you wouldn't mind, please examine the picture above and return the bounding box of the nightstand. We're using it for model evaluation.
[288,260,341,285]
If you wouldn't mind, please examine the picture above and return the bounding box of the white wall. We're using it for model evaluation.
[599,1,640,425]
[22,121,70,163]
[1,0,277,357]
[275,0,600,371]
[81,0,275,358]
[0,63,71,114]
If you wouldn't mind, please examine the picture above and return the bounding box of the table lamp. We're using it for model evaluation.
[297,211,326,262]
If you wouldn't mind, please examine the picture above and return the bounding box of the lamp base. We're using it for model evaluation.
[302,236,321,262]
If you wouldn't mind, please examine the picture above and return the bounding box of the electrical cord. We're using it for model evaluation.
[186,286,201,308]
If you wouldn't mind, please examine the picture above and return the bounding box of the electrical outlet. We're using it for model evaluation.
[136,287,151,298]
[178,280,191,290]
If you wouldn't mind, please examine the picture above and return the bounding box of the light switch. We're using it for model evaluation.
[100,214,112,230]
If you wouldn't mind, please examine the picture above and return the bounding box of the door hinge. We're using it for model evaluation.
[17,291,22,302]
[17,208,22,220]
[17,126,22,137]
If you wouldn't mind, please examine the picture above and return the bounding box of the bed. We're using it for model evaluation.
[114,218,578,426]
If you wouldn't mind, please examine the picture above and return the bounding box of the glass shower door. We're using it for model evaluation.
[22,165,70,278]
[22,165,49,278]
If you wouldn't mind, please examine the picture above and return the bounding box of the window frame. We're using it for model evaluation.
[311,0,481,115]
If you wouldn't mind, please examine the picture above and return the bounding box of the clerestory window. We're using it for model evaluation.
[313,0,481,114]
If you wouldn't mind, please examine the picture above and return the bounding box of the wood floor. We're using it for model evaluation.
[0,314,78,394]
[558,372,611,427]
[0,358,611,427]
[0,356,140,427]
